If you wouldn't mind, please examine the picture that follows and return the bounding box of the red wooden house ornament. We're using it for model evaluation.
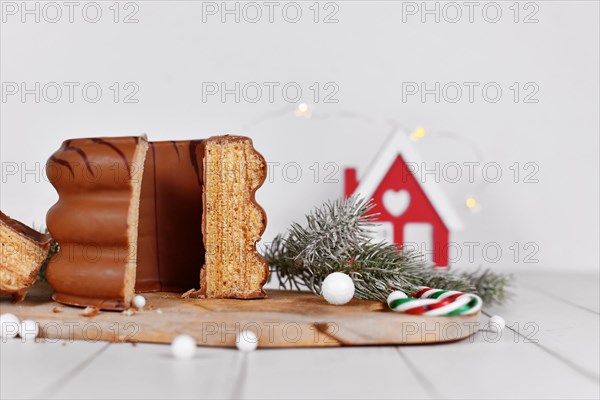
[344,130,462,267]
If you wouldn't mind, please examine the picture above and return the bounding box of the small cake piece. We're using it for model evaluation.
[196,135,268,298]
[0,211,54,302]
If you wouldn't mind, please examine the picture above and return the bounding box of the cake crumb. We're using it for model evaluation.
[80,306,99,317]
[52,307,62,313]
[122,309,135,316]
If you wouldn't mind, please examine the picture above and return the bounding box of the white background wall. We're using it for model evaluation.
[1,1,598,272]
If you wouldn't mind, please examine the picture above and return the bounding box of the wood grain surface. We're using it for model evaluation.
[1,283,480,348]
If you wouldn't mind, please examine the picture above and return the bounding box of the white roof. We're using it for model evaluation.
[353,129,463,231]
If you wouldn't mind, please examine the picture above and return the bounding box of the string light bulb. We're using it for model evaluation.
[465,196,479,211]
[294,103,311,117]
[410,127,427,141]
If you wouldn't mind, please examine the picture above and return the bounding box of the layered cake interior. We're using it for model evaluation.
[199,136,268,298]
[0,211,54,302]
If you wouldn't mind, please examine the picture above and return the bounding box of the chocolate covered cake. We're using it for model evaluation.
[0,211,54,302]
[46,134,267,310]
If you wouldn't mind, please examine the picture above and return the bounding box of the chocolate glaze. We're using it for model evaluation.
[189,140,204,186]
[0,211,53,245]
[46,136,142,310]
[63,140,94,176]
[91,138,132,176]
[136,140,205,292]
[48,156,74,178]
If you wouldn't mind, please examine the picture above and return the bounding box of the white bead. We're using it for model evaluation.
[171,334,196,359]
[387,290,408,304]
[489,315,506,332]
[0,313,20,339]
[321,272,355,305]
[236,330,258,352]
[19,320,39,342]
[133,295,146,309]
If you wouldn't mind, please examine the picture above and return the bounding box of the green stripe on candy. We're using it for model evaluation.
[389,298,418,309]
[445,298,479,316]
[428,290,448,299]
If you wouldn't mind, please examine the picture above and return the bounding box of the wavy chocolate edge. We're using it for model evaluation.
[46,136,146,310]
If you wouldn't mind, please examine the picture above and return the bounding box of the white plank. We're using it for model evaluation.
[51,343,241,399]
[400,320,599,399]
[240,346,430,399]
[0,339,109,400]
[486,274,600,381]
[517,272,600,314]
[2,271,598,400]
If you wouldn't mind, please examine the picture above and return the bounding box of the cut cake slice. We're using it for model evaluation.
[195,135,268,298]
[0,211,54,302]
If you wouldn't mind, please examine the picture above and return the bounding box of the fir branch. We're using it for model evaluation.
[264,195,511,305]
[460,268,513,305]
[37,241,59,282]
[35,227,59,283]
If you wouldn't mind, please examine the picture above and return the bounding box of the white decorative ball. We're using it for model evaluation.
[489,315,506,332]
[133,295,146,309]
[171,334,196,359]
[236,330,258,352]
[19,320,39,342]
[387,290,408,305]
[0,313,21,339]
[321,272,355,305]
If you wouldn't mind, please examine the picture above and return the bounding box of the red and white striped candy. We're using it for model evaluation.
[387,287,482,316]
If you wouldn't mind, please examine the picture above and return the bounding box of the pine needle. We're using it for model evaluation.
[37,241,59,282]
[263,195,512,305]
[36,227,58,282]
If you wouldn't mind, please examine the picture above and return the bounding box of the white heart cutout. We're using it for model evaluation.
[382,190,411,217]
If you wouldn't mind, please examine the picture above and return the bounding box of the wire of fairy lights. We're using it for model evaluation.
[242,102,486,213]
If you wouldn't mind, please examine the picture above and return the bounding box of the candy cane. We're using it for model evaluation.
[387,287,482,316]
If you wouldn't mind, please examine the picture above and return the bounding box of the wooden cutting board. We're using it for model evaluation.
[0,283,481,347]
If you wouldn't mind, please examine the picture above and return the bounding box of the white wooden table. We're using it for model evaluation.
[1,271,599,399]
